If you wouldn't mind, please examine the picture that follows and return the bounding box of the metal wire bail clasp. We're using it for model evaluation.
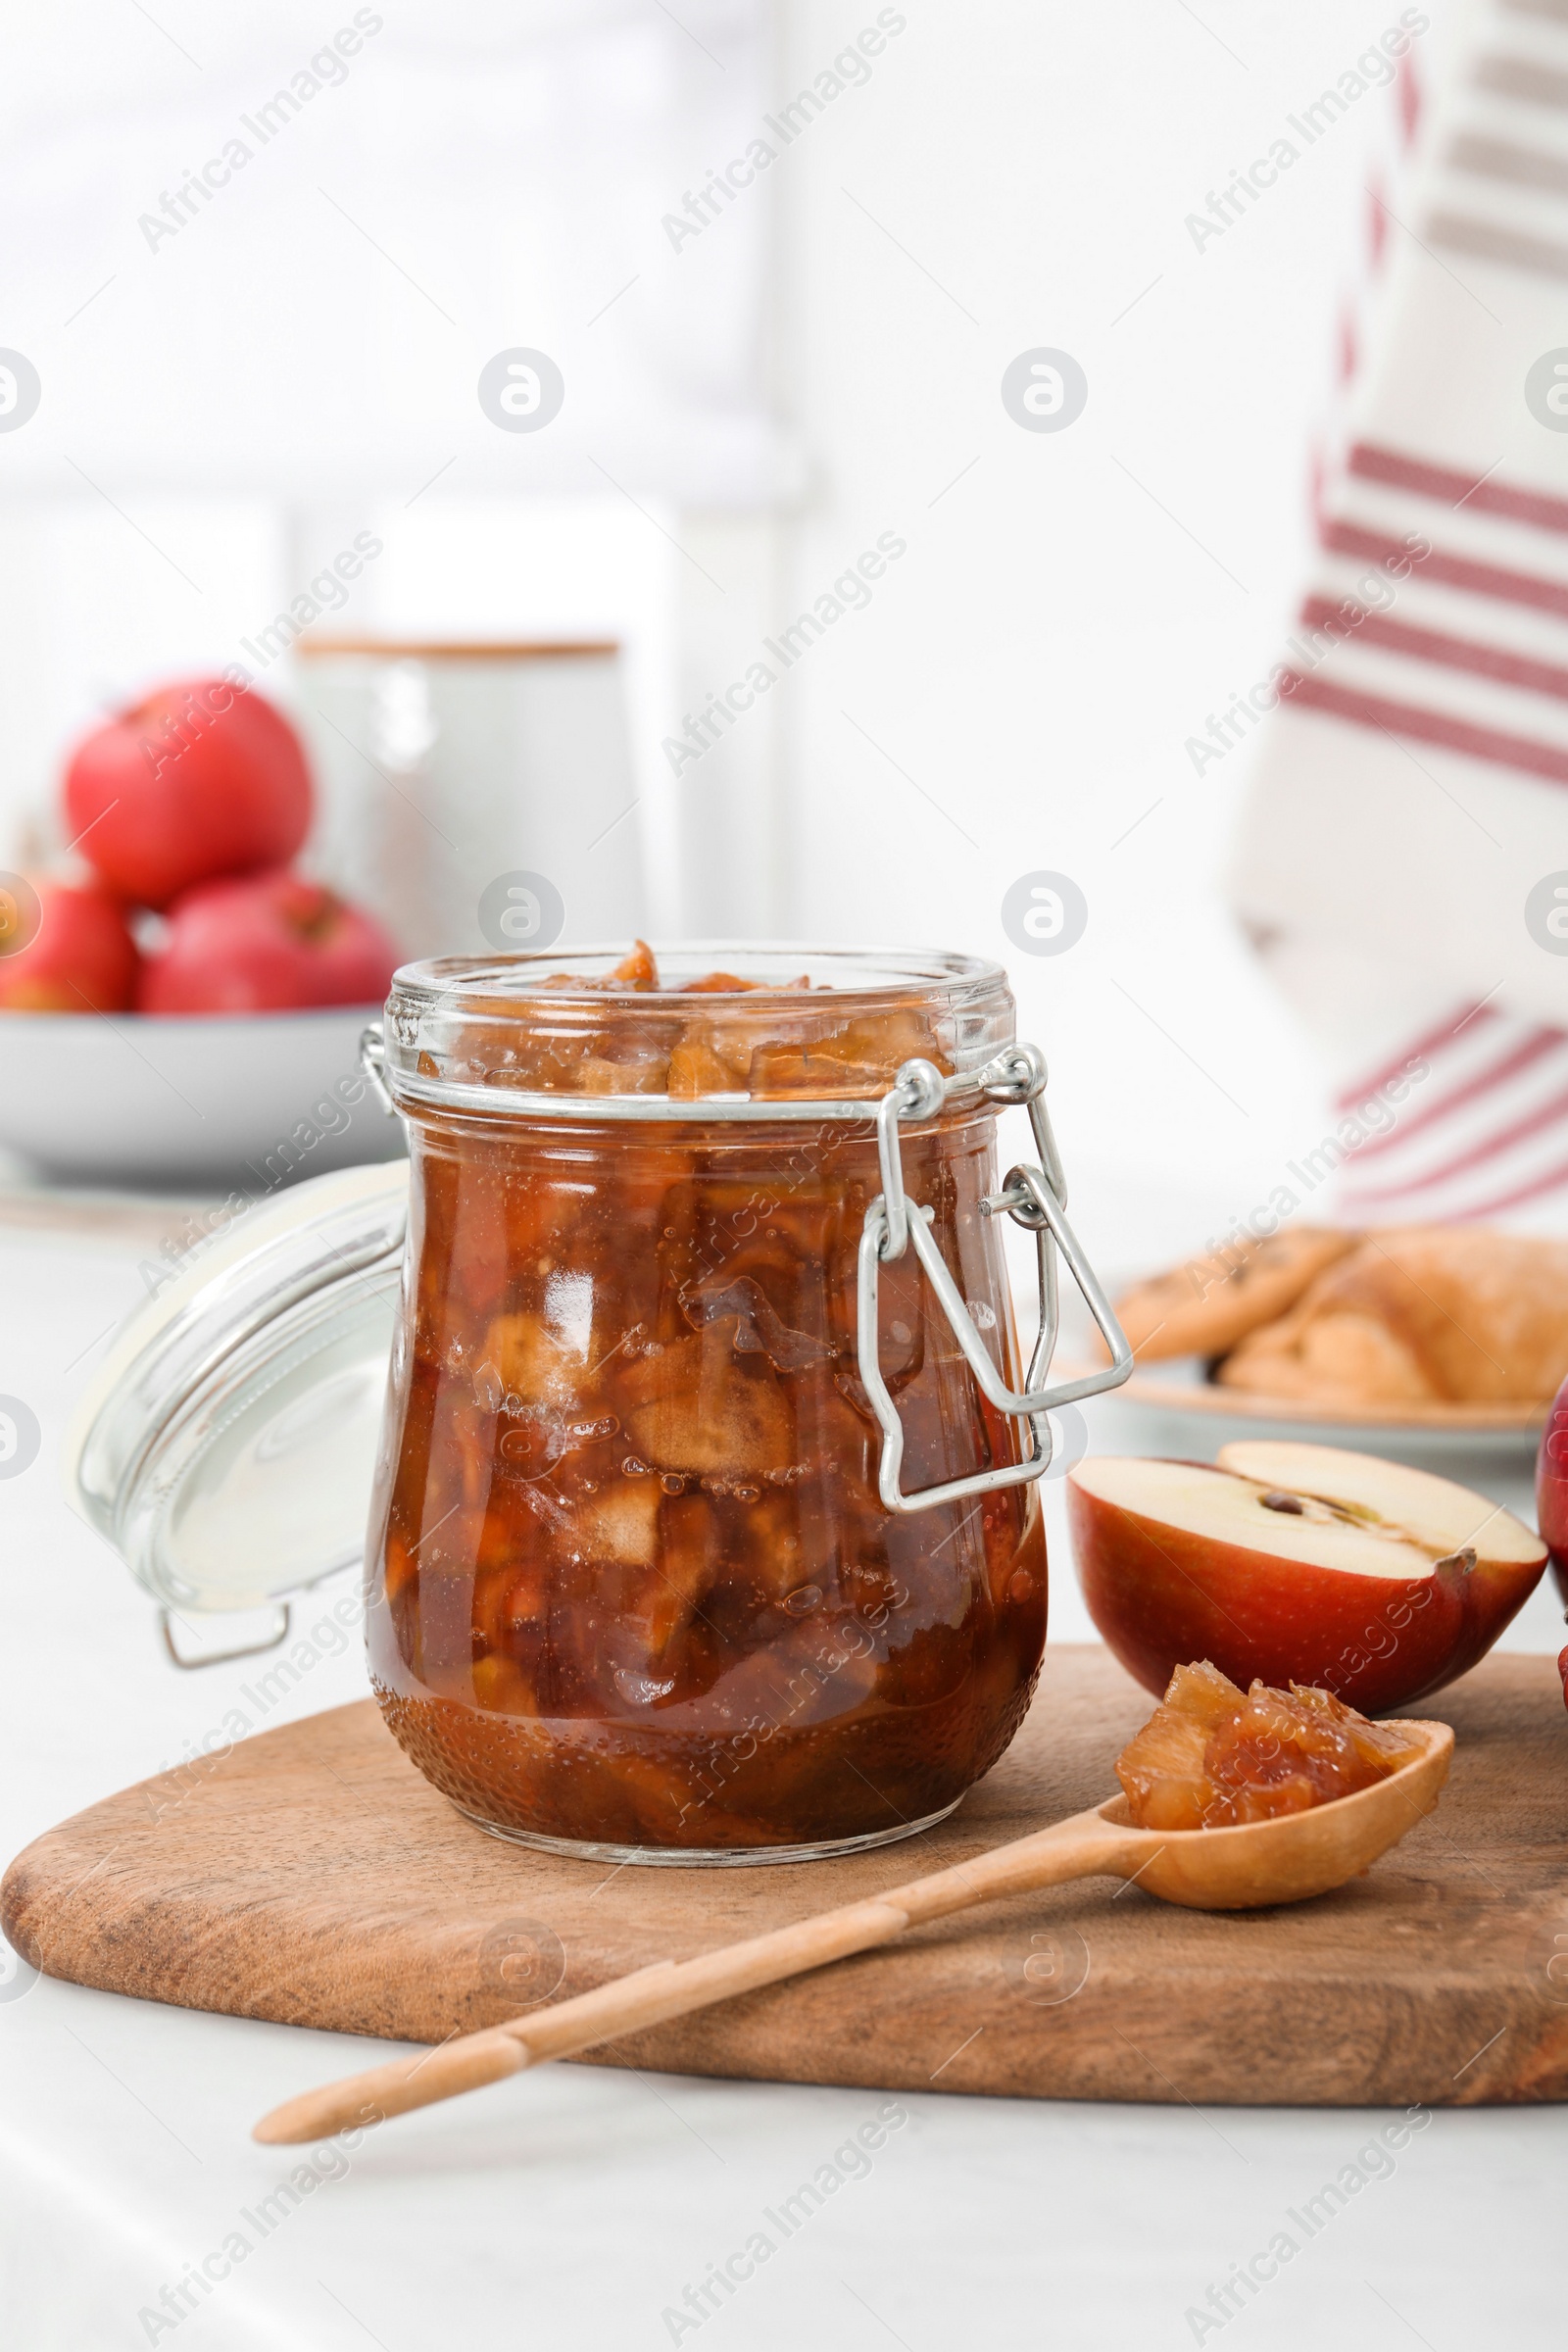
[857,1047,1133,1515]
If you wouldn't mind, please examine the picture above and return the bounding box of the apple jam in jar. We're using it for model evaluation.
[363,944,1127,1862]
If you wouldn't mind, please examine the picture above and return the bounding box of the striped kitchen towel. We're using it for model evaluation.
[1335,992,1568,1221]
[1231,0,1568,1228]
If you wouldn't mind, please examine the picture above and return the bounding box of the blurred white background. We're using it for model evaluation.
[0,0,1452,1263]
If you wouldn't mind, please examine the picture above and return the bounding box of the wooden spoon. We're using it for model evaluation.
[254,1719,1451,2146]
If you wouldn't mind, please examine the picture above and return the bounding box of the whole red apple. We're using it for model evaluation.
[65,677,312,908]
[1069,1439,1545,1716]
[137,870,399,1014]
[1537,1373,1568,1614]
[0,872,139,1011]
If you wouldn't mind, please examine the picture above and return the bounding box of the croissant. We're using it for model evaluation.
[1217,1228,1568,1406]
[1111,1227,1358,1362]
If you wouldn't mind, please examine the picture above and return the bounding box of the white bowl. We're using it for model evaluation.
[0,1006,407,1184]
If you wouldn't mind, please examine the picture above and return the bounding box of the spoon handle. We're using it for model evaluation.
[253,1807,1143,2146]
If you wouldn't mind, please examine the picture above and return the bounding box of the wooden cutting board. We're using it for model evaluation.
[6,1646,1568,2109]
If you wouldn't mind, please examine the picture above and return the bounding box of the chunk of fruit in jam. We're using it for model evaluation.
[535,939,660,992]
[618,1324,795,1479]
[1114,1659,1425,1831]
[479,942,940,1101]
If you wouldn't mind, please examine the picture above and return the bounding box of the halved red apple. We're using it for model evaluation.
[1068,1440,1545,1715]
[1537,1371,1568,1613]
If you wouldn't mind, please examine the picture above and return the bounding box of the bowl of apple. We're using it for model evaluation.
[0,677,405,1185]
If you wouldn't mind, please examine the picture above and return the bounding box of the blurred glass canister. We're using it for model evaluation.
[295,639,643,960]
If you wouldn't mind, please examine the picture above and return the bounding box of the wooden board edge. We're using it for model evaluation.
[16,1891,1568,2111]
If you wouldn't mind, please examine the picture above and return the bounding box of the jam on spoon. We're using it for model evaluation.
[1115,1658,1427,1832]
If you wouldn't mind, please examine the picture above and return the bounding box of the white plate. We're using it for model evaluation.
[0,1006,406,1184]
[1073,1353,1544,1472]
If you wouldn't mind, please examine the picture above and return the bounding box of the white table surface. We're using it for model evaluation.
[3,1219,1566,2352]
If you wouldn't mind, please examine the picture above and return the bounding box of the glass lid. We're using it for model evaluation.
[63,1161,409,1631]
